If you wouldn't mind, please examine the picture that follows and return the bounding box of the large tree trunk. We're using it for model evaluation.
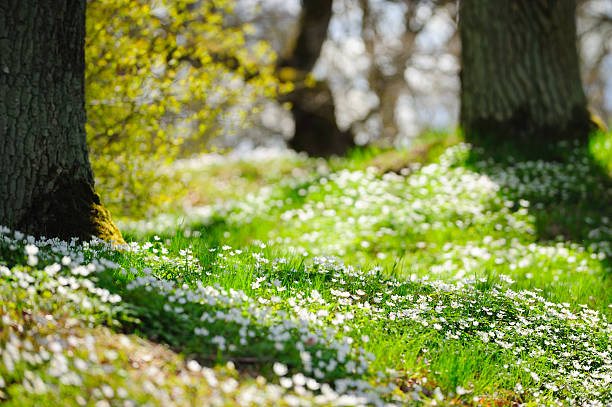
[0,0,123,243]
[280,0,354,157]
[459,0,592,151]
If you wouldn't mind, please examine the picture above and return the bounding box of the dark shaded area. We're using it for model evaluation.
[465,137,612,272]
[18,175,123,243]
[284,81,355,156]
[463,106,594,161]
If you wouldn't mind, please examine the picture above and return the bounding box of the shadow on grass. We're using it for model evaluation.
[464,133,612,272]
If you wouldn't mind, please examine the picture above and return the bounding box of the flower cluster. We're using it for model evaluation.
[4,137,612,405]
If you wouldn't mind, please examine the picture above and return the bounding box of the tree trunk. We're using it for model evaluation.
[360,0,409,144]
[280,0,354,157]
[459,0,592,152]
[0,0,123,243]
[285,81,354,157]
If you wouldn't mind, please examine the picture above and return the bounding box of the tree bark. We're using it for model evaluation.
[280,0,354,157]
[459,0,592,151]
[0,0,123,243]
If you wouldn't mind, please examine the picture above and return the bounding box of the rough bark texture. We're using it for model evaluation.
[280,0,354,157]
[0,0,123,243]
[459,0,592,152]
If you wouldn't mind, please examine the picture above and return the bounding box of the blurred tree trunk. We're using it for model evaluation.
[0,0,123,243]
[279,0,354,156]
[360,0,408,143]
[460,0,592,151]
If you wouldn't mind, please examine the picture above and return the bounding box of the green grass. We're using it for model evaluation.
[3,130,612,405]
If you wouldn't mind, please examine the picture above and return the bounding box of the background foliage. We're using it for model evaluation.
[85,0,287,218]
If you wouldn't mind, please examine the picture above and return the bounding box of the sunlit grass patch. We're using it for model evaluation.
[590,129,612,175]
[4,230,612,405]
[124,138,612,313]
[4,131,612,405]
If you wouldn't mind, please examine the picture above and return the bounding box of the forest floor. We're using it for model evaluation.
[3,130,612,406]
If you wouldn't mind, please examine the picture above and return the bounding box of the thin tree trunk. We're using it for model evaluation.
[0,0,123,242]
[280,0,354,157]
[360,0,403,143]
[459,0,592,151]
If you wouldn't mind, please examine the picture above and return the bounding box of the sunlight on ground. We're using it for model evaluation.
[3,133,612,405]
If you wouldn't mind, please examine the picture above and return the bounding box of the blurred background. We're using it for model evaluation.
[85,0,612,218]
[230,0,612,149]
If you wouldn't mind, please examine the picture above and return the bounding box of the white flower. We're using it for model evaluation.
[273,362,288,376]
[211,336,226,350]
[292,373,306,387]
[186,360,201,372]
[194,327,209,336]
[101,385,114,398]
[27,255,38,266]
[280,377,293,388]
